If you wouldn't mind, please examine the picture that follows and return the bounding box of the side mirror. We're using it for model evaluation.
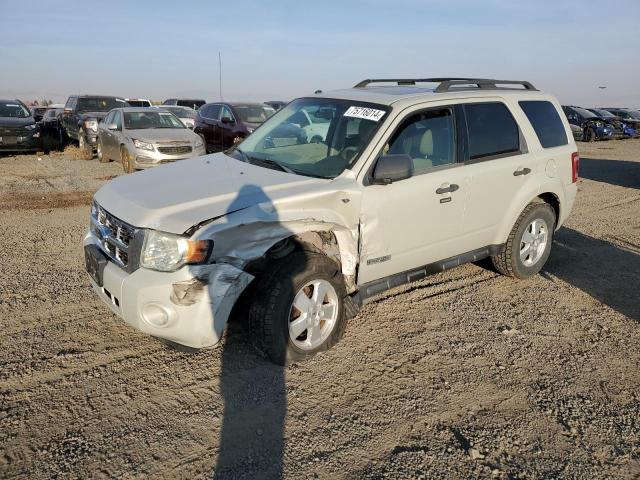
[372,154,414,185]
[106,123,118,131]
[221,116,234,124]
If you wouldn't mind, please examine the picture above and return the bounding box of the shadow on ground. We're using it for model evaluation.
[579,157,640,189]
[543,227,640,322]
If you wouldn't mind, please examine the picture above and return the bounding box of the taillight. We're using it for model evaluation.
[571,152,579,183]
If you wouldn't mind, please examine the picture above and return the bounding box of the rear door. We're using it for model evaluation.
[459,100,544,248]
[198,104,222,151]
[220,105,237,149]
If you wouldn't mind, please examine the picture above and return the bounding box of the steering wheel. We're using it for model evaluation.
[341,146,359,163]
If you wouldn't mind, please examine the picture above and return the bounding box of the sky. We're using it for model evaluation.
[1,0,639,107]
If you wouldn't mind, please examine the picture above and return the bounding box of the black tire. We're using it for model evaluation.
[120,146,134,173]
[248,251,348,365]
[491,202,556,279]
[78,129,93,160]
[97,138,109,163]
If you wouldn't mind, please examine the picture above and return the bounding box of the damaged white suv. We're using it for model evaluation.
[85,78,579,364]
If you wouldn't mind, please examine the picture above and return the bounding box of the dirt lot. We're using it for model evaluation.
[1,141,639,479]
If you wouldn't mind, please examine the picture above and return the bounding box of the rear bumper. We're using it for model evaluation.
[84,232,254,348]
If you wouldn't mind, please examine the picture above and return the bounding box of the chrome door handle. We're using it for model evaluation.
[513,167,531,176]
[436,184,459,194]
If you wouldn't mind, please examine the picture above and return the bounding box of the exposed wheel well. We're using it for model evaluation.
[536,192,560,226]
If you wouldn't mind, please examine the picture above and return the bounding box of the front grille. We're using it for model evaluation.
[91,204,138,269]
[157,145,192,155]
[1,126,27,136]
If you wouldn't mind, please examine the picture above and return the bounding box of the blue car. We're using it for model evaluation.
[562,105,620,141]
[588,108,637,138]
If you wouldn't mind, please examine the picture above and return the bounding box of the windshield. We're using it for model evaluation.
[233,105,276,124]
[624,110,640,119]
[0,101,31,118]
[162,106,196,119]
[231,98,388,179]
[591,109,615,118]
[124,111,185,129]
[78,97,128,112]
[573,107,597,119]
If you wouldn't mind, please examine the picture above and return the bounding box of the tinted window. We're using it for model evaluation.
[386,108,455,173]
[103,111,114,124]
[202,104,221,120]
[113,112,122,130]
[221,106,235,121]
[519,101,568,148]
[465,103,520,160]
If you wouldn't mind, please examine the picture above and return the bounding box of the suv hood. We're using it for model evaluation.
[94,153,329,233]
[78,111,109,121]
[0,117,36,127]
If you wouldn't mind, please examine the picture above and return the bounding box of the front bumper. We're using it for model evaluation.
[132,145,206,169]
[84,232,254,348]
[0,131,41,152]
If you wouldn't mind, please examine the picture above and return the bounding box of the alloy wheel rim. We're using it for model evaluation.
[520,218,548,266]
[97,142,101,160]
[288,279,339,351]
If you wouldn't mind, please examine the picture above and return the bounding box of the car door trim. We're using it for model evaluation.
[352,243,504,304]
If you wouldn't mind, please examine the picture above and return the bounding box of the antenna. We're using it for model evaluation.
[218,52,223,101]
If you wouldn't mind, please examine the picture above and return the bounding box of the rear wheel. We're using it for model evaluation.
[248,252,348,365]
[491,203,556,279]
[120,146,134,173]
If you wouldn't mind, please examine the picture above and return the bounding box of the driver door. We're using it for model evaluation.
[358,105,470,285]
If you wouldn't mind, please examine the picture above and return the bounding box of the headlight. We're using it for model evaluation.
[133,139,154,151]
[84,119,98,132]
[141,230,212,272]
[194,138,203,148]
[25,124,37,130]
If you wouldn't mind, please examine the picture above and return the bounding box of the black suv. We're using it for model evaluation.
[0,99,41,154]
[61,95,128,157]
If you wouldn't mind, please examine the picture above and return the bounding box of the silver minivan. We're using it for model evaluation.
[97,107,206,172]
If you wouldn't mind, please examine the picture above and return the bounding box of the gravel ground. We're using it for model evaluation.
[0,141,639,479]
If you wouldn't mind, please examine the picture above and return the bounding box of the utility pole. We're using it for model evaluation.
[219,52,223,101]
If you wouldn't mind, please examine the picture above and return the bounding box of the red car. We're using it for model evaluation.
[194,102,275,153]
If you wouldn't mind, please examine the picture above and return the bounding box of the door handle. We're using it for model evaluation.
[513,167,531,176]
[436,184,459,194]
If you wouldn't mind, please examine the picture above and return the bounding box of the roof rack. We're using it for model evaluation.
[353,78,537,92]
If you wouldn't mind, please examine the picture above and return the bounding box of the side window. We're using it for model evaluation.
[204,104,221,120]
[68,97,77,110]
[465,102,520,160]
[103,111,113,125]
[64,97,73,109]
[221,106,235,121]
[519,101,568,148]
[113,112,122,130]
[385,108,456,174]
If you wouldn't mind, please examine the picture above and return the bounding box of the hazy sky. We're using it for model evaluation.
[1,0,638,107]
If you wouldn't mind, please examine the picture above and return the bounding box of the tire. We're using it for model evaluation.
[120,146,134,173]
[587,127,597,142]
[78,129,93,160]
[97,138,109,163]
[491,202,556,279]
[248,251,348,365]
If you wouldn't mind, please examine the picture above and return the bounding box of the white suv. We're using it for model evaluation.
[85,78,579,364]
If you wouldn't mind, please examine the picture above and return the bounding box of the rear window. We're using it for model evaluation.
[519,101,568,148]
[464,102,520,160]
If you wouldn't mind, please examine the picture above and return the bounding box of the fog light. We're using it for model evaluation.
[141,303,174,328]
[136,155,155,164]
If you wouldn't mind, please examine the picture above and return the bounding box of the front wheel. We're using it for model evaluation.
[78,129,93,160]
[97,138,108,163]
[120,146,134,173]
[491,203,556,279]
[248,251,348,365]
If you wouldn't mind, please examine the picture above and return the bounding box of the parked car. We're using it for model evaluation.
[588,108,637,138]
[61,95,129,159]
[562,105,618,141]
[85,77,578,365]
[0,99,41,153]
[162,98,206,110]
[569,123,584,141]
[96,107,206,172]
[30,106,49,122]
[152,105,197,129]
[194,102,275,152]
[39,107,65,152]
[265,100,287,111]
[125,98,153,108]
[600,108,640,132]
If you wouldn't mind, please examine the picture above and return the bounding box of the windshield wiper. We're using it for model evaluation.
[234,148,295,174]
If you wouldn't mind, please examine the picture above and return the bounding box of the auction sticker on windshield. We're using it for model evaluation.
[344,106,386,122]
